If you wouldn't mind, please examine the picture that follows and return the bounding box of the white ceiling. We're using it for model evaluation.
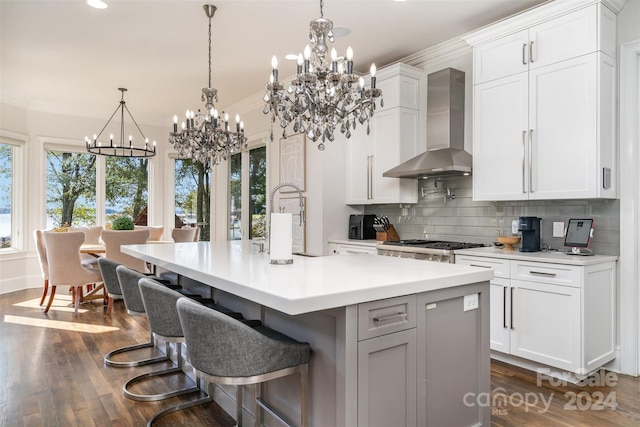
[0,0,546,127]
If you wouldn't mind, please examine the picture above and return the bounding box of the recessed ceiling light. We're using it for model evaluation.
[332,26,351,37]
[87,0,108,9]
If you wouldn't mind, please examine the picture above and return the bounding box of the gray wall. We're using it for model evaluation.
[365,176,620,256]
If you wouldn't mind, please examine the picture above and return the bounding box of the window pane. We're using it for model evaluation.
[249,146,266,239]
[229,153,242,240]
[46,151,96,228]
[175,158,210,241]
[106,157,148,225]
[0,143,12,248]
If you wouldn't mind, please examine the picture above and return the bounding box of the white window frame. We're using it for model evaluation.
[0,130,27,254]
[41,137,153,230]
[212,134,269,242]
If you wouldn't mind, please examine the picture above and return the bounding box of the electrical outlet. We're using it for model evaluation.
[553,222,565,238]
[511,220,519,234]
[463,294,479,312]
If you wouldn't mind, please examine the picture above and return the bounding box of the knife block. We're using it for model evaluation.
[376,224,400,242]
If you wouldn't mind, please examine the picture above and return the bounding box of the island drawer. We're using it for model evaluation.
[512,261,580,287]
[456,256,510,278]
[358,295,416,341]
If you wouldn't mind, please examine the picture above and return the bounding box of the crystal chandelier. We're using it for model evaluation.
[169,4,247,170]
[85,88,156,158]
[263,0,383,150]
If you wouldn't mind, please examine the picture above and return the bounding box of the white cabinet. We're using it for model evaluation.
[467,2,617,201]
[329,242,378,255]
[346,63,422,205]
[456,254,616,375]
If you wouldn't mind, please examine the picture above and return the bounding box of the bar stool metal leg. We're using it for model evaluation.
[104,331,170,367]
[123,340,199,401]
[146,377,214,427]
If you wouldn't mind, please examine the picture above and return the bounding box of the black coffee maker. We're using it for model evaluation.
[518,216,541,252]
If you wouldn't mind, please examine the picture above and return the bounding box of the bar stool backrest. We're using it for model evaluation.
[98,257,122,297]
[176,297,311,378]
[116,265,149,315]
[139,278,185,338]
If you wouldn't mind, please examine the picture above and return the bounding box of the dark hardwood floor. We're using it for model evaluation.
[1,288,639,426]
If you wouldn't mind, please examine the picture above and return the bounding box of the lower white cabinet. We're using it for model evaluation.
[456,254,616,375]
[329,242,378,255]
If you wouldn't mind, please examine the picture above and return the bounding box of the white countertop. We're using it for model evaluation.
[328,239,381,248]
[123,241,493,315]
[455,246,618,266]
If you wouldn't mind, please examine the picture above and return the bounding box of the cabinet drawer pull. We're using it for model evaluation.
[529,41,534,63]
[529,270,557,277]
[503,286,507,329]
[522,130,526,193]
[522,43,527,65]
[510,287,515,330]
[470,264,492,269]
[373,312,407,323]
[529,129,534,193]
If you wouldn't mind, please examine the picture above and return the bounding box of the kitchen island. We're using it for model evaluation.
[123,241,494,427]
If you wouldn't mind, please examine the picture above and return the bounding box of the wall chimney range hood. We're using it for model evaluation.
[383,68,471,179]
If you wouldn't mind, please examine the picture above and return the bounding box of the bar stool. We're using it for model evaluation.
[103,264,171,368]
[170,296,311,427]
[98,257,124,315]
[124,278,206,402]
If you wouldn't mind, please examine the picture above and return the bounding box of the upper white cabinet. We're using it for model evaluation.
[346,63,422,205]
[465,1,618,201]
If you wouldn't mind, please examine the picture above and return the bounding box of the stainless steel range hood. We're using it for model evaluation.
[383,68,471,179]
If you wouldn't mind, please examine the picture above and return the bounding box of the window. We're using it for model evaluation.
[46,150,97,228]
[0,143,14,249]
[174,158,210,241]
[105,157,149,224]
[228,146,266,240]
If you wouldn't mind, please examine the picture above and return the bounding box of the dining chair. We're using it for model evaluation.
[69,225,104,268]
[42,231,103,315]
[101,229,150,273]
[171,227,199,242]
[33,229,49,306]
[135,225,164,241]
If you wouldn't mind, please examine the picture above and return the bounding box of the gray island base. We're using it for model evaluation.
[123,241,493,426]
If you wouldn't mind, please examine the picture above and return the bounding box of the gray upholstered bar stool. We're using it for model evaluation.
[103,263,170,368]
[98,257,123,315]
[172,296,311,427]
[124,277,202,402]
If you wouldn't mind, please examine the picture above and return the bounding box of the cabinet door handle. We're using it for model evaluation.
[529,41,535,63]
[529,129,534,193]
[529,270,557,277]
[373,312,407,323]
[366,156,371,200]
[470,264,491,269]
[503,286,508,329]
[369,155,374,199]
[510,287,515,330]
[522,130,527,193]
[522,43,527,65]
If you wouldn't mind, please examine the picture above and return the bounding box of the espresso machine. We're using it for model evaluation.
[518,216,541,252]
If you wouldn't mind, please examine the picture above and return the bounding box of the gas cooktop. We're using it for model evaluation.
[381,240,485,251]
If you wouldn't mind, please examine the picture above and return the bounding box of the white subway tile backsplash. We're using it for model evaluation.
[365,176,620,255]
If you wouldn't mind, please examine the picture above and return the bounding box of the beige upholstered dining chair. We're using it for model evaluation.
[33,229,49,306]
[69,225,103,267]
[42,231,103,315]
[134,225,164,241]
[171,227,199,242]
[101,229,150,273]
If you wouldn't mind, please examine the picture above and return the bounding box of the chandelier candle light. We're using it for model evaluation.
[169,4,247,170]
[85,88,156,157]
[263,0,383,150]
